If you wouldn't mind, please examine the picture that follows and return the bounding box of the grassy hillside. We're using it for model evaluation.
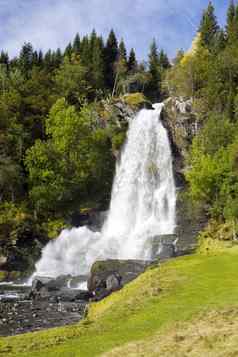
[1,245,238,356]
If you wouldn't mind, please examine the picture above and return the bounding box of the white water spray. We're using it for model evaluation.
[32,104,176,279]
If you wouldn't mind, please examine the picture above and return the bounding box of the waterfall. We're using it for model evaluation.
[32,104,176,279]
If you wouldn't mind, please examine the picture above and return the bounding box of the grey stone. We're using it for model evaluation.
[106,274,121,292]
[88,259,152,300]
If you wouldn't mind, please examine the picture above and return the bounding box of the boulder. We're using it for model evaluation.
[106,273,121,291]
[31,278,45,292]
[32,275,71,292]
[30,275,92,302]
[88,259,152,300]
[45,275,72,291]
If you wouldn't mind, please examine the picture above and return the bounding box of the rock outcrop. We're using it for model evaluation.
[88,259,152,301]
[100,93,153,126]
[30,275,92,302]
[162,96,202,187]
[162,96,207,251]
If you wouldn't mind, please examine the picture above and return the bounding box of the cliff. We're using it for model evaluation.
[162,96,202,187]
[162,96,206,251]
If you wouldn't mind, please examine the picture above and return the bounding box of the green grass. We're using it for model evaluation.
[1,246,238,356]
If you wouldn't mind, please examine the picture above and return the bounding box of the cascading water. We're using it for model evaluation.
[32,104,176,280]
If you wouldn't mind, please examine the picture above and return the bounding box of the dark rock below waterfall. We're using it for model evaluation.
[0,282,88,336]
[88,259,152,300]
[30,275,92,302]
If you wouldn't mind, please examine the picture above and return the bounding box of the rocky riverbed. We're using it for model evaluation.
[0,236,197,337]
[0,283,88,336]
[0,258,155,336]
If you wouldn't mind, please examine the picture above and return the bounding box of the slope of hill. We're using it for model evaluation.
[1,244,238,356]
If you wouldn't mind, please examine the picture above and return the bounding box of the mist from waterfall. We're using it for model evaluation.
[32,104,176,279]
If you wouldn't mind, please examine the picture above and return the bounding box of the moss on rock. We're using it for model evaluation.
[122,93,152,109]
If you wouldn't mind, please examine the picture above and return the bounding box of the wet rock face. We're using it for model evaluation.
[88,259,152,301]
[162,96,202,187]
[161,96,207,247]
[151,233,199,261]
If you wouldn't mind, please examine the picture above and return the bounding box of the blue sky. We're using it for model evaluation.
[0,0,230,60]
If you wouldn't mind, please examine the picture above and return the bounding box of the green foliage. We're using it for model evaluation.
[91,36,105,92]
[73,33,81,54]
[0,156,23,202]
[55,55,89,106]
[119,40,127,62]
[167,36,211,99]
[42,218,68,239]
[158,49,170,70]
[111,131,126,152]
[25,99,114,217]
[146,39,161,101]
[0,201,47,273]
[0,28,170,273]
[105,30,119,90]
[186,114,238,220]
[127,48,137,73]
[199,1,219,49]
[64,42,73,58]
[123,92,149,108]
[226,0,238,44]
[168,3,238,114]
[19,42,34,77]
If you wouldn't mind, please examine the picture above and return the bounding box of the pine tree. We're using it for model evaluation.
[64,42,73,59]
[105,29,119,89]
[92,37,105,90]
[89,29,98,65]
[127,48,137,72]
[119,39,127,61]
[235,3,238,39]
[55,48,63,67]
[32,51,39,67]
[226,1,236,40]
[73,33,81,54]
[19,42,34,76]
[213,29,226,52]
[158,49,170,70]
[80,36,90,66]
[146,39,161,101]
[227,0,236,34]
[44,50,53,71]
[90,30,97,51]
[51,51,57,69]
[199,1,219,49]
[0,51,9,72]
[38,50,44,67]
